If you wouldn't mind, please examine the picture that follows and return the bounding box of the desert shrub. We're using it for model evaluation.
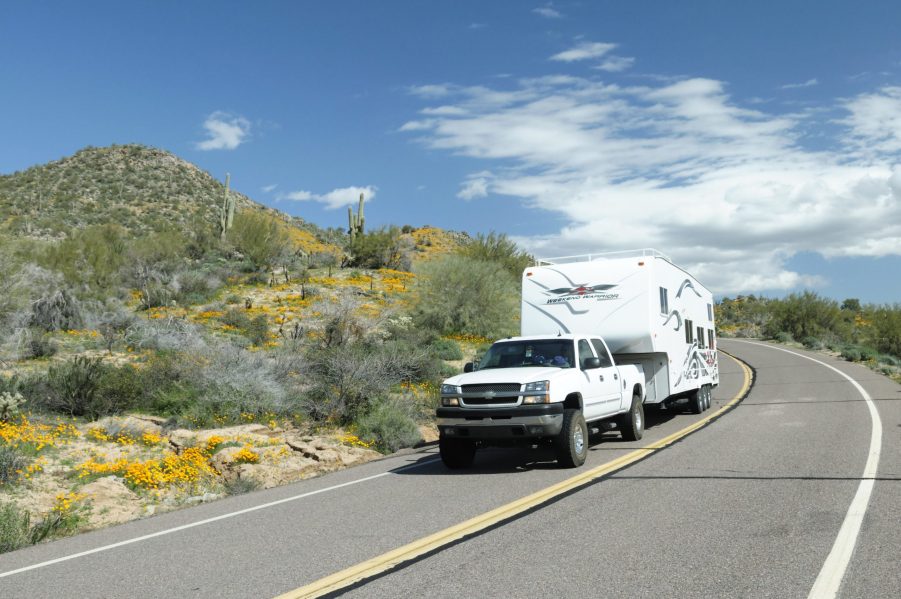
[877,354,900,367]
[411,255,519,339]
[841,346,862,362]
[801,336,824,350]
[773,331,793,344]
[458,231,532,280]
[301,341,428,422]
[439,362,460,379]
[0,445,29,487]
[223,476,261,496]
[94,365,144,414]
[430,338,463,361]
[173,270,220,305]
[28,289,83,332]
[0,502,30,553]
[41,356,108,418]
[348,226,412,270]
[865,306,901,357]
[245,315,270,346]
[22,328,58,359]
[763,292,846,342]
[220,307,251,330]
[356,398,421,453]
[227,210,290,270]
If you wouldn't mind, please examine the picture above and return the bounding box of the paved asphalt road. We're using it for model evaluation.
[0,340,897,598]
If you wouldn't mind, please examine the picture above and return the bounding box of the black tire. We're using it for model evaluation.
[439,437,476,469]
[689,387,704,414]
[556,409,588,468]
[618,393,645,441]
[703,385,711,411]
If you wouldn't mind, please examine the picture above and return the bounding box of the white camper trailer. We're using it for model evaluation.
[521,249,718,406]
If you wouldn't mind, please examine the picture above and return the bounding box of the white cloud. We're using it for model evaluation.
[841,86,901,154]
[551,42,617,63]
[261,184,278,193]
[596,56,635,73]
[195,111,251,151]
[404,75,901,295]
[279,186,376,210]
[533,4,562,19]
[468,22,487,30]
[458,173,493,200]
[781,78,819,89]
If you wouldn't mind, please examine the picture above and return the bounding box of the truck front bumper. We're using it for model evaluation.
[436,404,564,439]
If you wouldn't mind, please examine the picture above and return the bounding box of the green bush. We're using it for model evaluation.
[801,336,824,350]
[773,331,793,344]
[227,210,289,270]
[0,445,29,487]
[220,307,251,329]
[430,338,463,361]
[841,346,862,362]
[356,399,421,453]
[458,231,532,280]
[0,502,30,554]
[245,315,270,346]
[42,356,108,418]
[412,255,519,339]
[24,329,58,359]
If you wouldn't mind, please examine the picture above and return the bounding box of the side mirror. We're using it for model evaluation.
[463,362,474,373]
[582,357,601,370]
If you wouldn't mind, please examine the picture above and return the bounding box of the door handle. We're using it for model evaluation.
[598,375,604,382]
[614,373,619,380]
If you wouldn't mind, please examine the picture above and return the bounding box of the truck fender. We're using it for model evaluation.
[563,393,583,411]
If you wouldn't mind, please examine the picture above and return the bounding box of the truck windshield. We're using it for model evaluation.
[478,340,575,369]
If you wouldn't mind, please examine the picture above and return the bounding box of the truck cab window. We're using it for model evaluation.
[589,338,613,368]
[578,339,596,369]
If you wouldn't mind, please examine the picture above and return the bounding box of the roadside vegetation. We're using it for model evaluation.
[717,292,901,382]
[0,147,529,551]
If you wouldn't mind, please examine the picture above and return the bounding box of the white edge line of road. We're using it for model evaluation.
[0,457,440,580]
[734,340,883,599]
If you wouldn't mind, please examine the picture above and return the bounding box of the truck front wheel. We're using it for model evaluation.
[618,392,644,441]
[439,437,476,469]
[556,409,588,468]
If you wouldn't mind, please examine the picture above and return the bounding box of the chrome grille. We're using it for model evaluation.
[461,383,521,393]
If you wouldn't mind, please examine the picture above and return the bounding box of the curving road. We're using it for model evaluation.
[0,340,897,598]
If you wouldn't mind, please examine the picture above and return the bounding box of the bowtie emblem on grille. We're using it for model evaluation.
[484,391,496,399]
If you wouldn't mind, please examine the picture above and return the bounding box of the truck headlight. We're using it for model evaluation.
[522,380,550,404]
[440,384,461,407]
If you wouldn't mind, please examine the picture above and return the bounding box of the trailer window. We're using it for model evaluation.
[685,319,694,343]
[697,326,705,348]
[708,329,716,350]
[590,338,613,368]
[707,303,713,321]
[659,287,669,314]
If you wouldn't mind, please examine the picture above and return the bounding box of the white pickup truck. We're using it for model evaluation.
[437,334,645,468]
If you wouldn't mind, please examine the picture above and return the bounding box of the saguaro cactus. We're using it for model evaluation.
[347,192,365,244]
[219,173,236,241]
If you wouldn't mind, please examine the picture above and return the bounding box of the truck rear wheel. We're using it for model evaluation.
[618,392,644,441]
[439,437,476,469]
[556,409,588,468]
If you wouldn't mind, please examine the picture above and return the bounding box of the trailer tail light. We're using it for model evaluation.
[638,261,645,266]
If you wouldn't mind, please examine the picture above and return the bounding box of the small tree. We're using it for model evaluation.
[227,211,290,271]
[458,231,532,280]
[411,255,519,338]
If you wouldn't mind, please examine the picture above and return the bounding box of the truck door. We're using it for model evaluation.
[579,338,621,420]
[589,338,626,415]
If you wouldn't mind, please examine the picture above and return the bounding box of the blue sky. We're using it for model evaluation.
[2,1,901,303]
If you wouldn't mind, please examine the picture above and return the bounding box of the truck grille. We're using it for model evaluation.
[461,383,521,393]
[461,383,521,406]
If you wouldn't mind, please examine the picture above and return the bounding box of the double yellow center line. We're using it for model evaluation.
[278,353,753,598]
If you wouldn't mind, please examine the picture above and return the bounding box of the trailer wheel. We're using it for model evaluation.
[619,392,644,441]
[439,437,476,469]
[689,388,704,414]
[703,385,712,411]
[556,409,588,468]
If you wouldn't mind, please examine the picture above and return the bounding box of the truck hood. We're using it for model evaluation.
[444,367,570,386]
